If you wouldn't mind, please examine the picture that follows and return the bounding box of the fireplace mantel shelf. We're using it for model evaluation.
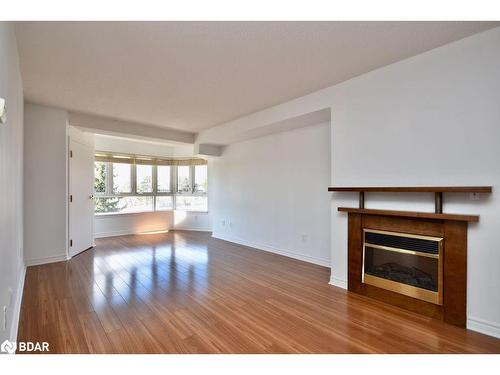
[337,207,479,222]
[328,186,492,193]
[329,186,491,216]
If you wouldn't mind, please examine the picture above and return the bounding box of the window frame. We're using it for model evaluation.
[111,162,134,196]
[174,165,208,212]
[94,155,207,215]
[156,165,173,195]
[175,165,192,195]
[135,163,154,195]
[193,164,208,194]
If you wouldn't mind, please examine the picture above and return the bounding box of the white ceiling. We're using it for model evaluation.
[15,21,498,133]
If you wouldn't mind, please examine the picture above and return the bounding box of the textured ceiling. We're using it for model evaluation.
[15,21,499,132]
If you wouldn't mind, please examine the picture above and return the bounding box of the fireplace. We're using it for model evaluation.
[340,212,470,327]
[329,185,492,327]
[362,229,442,305]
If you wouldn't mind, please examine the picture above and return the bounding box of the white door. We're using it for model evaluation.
[69,139,94,257]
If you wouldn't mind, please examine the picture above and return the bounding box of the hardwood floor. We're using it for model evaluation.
[17,231,500,353]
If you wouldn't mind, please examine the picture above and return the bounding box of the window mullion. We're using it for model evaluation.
[190,165,195,195]
[153,165,157,211]
[153,165,158,194]
[132,163,137,194]
[173,166,177,209]
[107,162,113,195]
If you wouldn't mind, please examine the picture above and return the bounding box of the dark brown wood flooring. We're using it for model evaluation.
[17,231,500,353]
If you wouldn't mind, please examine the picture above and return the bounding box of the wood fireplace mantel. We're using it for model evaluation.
[329,186,492,328]
[329,185,492,215]
[337,207,479,222]
[328,186,492,193]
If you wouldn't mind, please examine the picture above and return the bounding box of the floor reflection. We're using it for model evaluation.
[90,232,209,305]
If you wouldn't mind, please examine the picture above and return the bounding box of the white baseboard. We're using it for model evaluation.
[94,228,169,238]
[24,253,69,266]
[10,265,26,342]
[94,229,139,238]
[329,275,347,289]
[212,232,330,268]
[172,227,212,232]
[467,316,500,339]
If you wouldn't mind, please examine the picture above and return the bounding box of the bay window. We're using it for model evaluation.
[176,165,191,193]
[94,162,107,194]
[112,162,132,194]
[155,195,174,211]
[136,164,153,193]
[194,165,208,193]
[157,166,171,193]
[94,153,208,214]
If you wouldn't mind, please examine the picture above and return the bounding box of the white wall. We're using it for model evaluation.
[328,27,500,337]
[69,111,195,144]
[173,211,211,232]
[24,103,69,265]
[0,22,24,342]
[211,122,331,267]
[95,211,173,238]
[70,126,94,149]
[94,134,194,158]
[199,27,500,337]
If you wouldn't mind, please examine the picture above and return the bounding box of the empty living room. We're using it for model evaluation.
[1,0,500,372]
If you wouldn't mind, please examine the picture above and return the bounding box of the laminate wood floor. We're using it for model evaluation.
[17,231,500,353]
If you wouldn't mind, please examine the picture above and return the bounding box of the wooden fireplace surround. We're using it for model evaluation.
[329,186,492,328]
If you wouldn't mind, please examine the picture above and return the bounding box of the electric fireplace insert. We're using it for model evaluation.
[362,229,443,305]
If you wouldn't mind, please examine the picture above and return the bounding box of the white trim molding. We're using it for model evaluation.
[10,265,26,342]
[329,275,347,289]
[467,316,500,339]
[94,228,170,238]
[24,253,69,267]
[212,232,330,268]
[173,227,212,232]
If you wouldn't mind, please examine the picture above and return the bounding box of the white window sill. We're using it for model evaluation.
[95,210,172,217]
[95,210,208,218]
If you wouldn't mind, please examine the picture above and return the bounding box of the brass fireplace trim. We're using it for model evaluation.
[364,228,443,242]
[363,274,440,304]
[364,243,439,259]
[362,229,443,305]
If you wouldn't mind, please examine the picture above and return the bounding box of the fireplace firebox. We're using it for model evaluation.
[362,229,443,305]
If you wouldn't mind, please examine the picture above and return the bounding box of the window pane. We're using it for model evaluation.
[94,162,107,194]
[157,166,171,193]
[95,196,153,214]
[177,166,191,193]
[155,196,173,211]
[194,165,207,193]
[94,197,121,214]
[136,165,153,193]
[112,163,132,193]
[175,196,208,211]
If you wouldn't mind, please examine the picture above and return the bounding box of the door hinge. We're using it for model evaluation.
[70,150,73,158]
[70,195,73,202]
[70,239,73,247]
